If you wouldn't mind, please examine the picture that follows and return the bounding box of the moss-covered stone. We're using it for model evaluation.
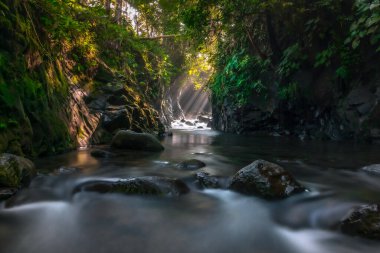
[340,204,380,240]
[0,153,36,187]
[229,160,305,199]
[111,130,164,151]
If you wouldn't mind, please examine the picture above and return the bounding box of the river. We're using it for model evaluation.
[1,128,380,253]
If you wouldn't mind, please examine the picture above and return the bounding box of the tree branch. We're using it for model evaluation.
[139,35,180,40]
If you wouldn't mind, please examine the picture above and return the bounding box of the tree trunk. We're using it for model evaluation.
[265,11,282,64]
[116,0,123,24]
[105,0,111,16]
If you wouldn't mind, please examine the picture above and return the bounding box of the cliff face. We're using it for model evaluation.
[0,66,164,157]
[0,0,166,157]
[212,70,380,142]
[208,1,380,143]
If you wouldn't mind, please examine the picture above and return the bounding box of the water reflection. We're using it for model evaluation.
[1,130,380,253]
[171,131,213,145]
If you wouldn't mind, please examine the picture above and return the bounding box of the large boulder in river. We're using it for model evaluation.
[73,177,189,197]
[111,130,164,151]
[0,153,36,188]
[229,160,305,199]
[340,204,380,239]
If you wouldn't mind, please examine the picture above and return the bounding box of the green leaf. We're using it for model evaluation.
[370,3,380,10]
[352,38,360,49]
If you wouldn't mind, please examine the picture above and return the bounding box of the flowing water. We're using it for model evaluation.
[1,128,380,253]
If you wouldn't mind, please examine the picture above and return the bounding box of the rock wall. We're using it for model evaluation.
[0,63,165,157]
[212,72,380,143]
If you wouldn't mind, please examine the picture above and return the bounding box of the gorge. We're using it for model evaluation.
[1,1,380,253]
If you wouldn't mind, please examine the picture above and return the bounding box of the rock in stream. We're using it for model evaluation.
[229,160,306,199]
[177,159,206,170]
[0,153,36,188]
[195,172,223,189]
[111,130,164,152]
[73,177,190,197]
[340,204,380,240]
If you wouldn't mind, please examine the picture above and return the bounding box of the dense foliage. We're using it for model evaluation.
[180,0,380,105]
[0,0,184,155]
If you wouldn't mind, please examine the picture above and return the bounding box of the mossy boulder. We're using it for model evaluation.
[111,130,164,151]
[229,160,305,199]
[177,159,206,170]
[73,177,189,197]
[340,204,380,240]
[0,153,36,188]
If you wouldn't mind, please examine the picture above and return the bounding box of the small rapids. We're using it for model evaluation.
[1,130,380,253]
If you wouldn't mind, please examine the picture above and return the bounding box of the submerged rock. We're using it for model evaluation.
[195,172,221,189]
[185,121,194,126]
[340,204,380,240]
[53,166,80,176]
[360,164,380,176]
[229,160,305,199]
[90,149,115,158]
[0,153,36,188]
[111,130,164,151]
[5,188,62,208]
[177,159,206,170]
[73,177,189,197]
[0,187,18,201]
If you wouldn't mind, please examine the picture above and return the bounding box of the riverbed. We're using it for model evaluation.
[1,129,380,253]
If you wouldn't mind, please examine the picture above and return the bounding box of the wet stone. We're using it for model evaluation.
[229,160,306,199]
[111,130,164,152]
[73,177,190,197]
[53,166,80,176]
[340,204,380,240]
[177,159,206,170]
[360,164,380,176]
[0,188,18,201]
[195,172,221,189]
[0,153,36,188]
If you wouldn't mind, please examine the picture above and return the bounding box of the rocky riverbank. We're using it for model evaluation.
[212,82,380,143]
